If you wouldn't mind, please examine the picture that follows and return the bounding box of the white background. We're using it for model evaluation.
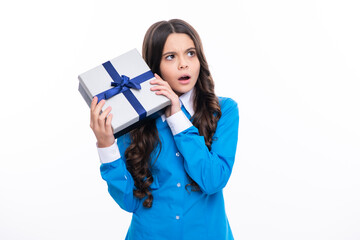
[1,0,359,239]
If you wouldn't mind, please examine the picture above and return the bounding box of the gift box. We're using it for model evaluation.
[78,48,170,138]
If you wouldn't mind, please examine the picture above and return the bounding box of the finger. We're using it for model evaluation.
[150,78,164,85]
[150,79,172,90]
[154,89,175,100]
[150,85,171,92]
[154,73,162,80]
[105,113,114,133]
[92,99,106,118]
[91,96,98,112]
[93,106,110,133]
[150,73,166,84]
[98,106,112,122]
[91,100,105,129]
[90,97,99,127]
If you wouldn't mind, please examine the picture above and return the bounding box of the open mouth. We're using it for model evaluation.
[178,75,191,81]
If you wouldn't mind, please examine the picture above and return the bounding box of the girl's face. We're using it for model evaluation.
[159,33,200,96]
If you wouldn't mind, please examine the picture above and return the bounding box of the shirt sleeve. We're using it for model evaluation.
[99,135,141,212]
[166,110,193,135]
[173,98,239,195]
[97,140,121,163]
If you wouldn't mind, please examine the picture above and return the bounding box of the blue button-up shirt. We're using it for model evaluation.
[100,96,239,240]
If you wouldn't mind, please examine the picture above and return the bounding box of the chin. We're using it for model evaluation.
[174,86,192,95]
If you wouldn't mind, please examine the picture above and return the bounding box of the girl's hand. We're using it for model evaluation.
[90,96,115,148]
[150,73,181,117]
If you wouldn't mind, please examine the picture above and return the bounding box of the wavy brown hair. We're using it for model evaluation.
[125,19,221,208]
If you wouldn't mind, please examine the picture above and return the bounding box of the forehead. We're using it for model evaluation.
[162,33,195,52]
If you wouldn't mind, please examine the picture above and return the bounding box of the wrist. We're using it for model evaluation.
[165,110,193,135]
[97,140,120,163]
[97,139,115,148]
[171,105,181,115]
[166,106,181,118]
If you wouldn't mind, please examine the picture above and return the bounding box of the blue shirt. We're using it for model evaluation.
[100,97,239,240]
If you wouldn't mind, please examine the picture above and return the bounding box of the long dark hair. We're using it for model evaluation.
[125,19,221,208]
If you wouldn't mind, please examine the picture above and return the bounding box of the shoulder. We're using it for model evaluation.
[218,97,238,114]
[116,132,132,155]
[215,97,239,133]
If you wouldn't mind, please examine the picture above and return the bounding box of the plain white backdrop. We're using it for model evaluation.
[1,0,359,239]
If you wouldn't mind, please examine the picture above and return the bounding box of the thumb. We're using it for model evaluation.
[154,73,163,80]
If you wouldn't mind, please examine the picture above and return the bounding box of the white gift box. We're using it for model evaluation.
[78,49,170,137]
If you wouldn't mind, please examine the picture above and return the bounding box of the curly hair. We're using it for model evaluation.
[125,19,221,208]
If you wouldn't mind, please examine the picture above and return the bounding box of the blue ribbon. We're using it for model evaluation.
[95,61,154,120]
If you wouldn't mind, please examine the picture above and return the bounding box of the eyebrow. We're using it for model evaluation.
[162,47,196,56]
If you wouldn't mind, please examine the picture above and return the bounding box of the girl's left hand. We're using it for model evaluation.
[150,73,181,117]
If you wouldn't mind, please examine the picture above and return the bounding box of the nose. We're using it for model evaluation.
[178,57,189,70]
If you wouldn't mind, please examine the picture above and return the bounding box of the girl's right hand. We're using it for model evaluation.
[90,96,115,148]
[150,73,181,117]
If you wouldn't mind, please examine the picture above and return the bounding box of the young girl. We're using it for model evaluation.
[90,19,239,240]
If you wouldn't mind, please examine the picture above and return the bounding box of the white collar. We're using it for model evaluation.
[161,88,195,122]
[179,88,195,116]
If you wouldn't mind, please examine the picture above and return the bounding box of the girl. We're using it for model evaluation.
[90,19,239,240]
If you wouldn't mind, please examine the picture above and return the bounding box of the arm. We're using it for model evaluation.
[174,98,239,195]
[99,137,142,213]
[100,154,141,212]
[90,96,140,212]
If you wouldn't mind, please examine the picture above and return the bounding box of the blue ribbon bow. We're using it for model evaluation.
[95,60,154,120]
[101,74,141,100]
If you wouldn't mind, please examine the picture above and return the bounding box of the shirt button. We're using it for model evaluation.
[177,183,181,188]
[176,216,180,220]
[124,175,127,180]
[175,152,180,157]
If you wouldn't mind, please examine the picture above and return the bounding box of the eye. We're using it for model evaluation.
[187,50,196,57]
[165,54,174,60]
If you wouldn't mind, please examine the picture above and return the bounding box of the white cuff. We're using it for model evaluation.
[166,110,192,135]
[97,140,121,164]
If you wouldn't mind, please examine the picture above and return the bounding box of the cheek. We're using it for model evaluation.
[164,75,177,89]
[160,63,175,80]
[192,58,200,72]
[159,62,170,78]
[159,62,165,76]
[194,61,201,77]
